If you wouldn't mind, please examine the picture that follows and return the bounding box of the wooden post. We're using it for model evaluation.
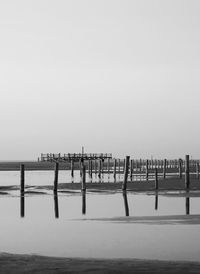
[54,162,59,192]
[107,159,110,175]
[130,159,133,180]
[113,159,117,181]
[163,159,166,179]
[146,160,149,180]
[196,162,199,179]
[98,159,102,179]
[20,164,25,194]
[81,163,86,190]
[71,160,74,178]
[185,155,190,190]
[179,159,182,179]
[118,159,121,173]
[122,156,130,191]
[155,168,158,190]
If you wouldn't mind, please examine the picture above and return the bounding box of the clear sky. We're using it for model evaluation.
[0,0,200,160]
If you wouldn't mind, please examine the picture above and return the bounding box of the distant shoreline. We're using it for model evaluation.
[1,253,200,273]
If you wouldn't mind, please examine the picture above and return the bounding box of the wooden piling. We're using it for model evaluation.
[196,162,199,179]
[163,159,166,179]
[54,162,59,192]
[98,159,102,179]
[130,159,133,180]
[185,155,190,190]
[155,168,158,190]
[81,163,86,190]
[178,159,182,179]
[113,159,117,181]
[122,156,130,191]
[20,164,25,194]
[146,160,149,180]
[71,160,74,178]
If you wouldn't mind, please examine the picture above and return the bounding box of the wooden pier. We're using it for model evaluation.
[40,153,112,162]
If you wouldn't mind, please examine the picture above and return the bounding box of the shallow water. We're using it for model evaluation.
[0,189,200,262]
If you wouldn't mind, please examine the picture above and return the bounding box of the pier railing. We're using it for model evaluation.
[40,153,112,162]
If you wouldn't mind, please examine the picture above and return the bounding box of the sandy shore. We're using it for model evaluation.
[0,253,200,273]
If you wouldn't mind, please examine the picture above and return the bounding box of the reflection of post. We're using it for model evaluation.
[122,191,129,216]
[185,155,190,190]
[122,156,130,191]
[54,193,59,218]
[186,196,190,215]
[155,192,158,210]
[82,190,86,215]
[20,194,25,218]
[71,160,74,179]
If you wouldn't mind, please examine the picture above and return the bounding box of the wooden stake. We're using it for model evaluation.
[163,159,166,179]
[196,162,199,179]
[81,163,86,190]
[20,164,25,194]
[185,155,190,190]
[122,156,130,191]
[71,160,74,178]
[54,162,59,192]
[54,193,59,218]
[146,160,149,180]
[113,159,117,181]
[155,168,158,190]
[82,190,86,215]
[179,159,182,179]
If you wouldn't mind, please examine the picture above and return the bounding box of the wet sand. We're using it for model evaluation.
[1,253,200,273]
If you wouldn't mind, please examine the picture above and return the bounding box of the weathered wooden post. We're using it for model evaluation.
[155,168,158,190]
[185,155,190,190]
[81,163,86,191]
[130,159,133,180]
[196,162,199,179]
[98,159,102,179]
[146,160,149,180]
[107,159,110,175]
[113,159,117,181]
[179,158,182,179]
[163,159,166,179]
[118,159,121,173]
[54,162,59,192]
[122,156,130,191]
[71,160,74,178]
[20,164,25,194]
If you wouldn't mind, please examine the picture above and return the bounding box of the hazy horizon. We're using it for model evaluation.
[0,0,200,160]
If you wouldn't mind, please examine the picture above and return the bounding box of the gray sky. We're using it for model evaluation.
[0,0,200,160]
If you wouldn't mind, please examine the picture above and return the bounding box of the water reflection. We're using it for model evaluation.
[82,190,86,215]
[186,197,190,215]
[155,192,158,210]
[122,191,129,216]
[18,190,195,219]
[20,194,25,218]
[54,194,59,218]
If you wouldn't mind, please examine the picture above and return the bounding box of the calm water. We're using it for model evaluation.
[0,171,200,262]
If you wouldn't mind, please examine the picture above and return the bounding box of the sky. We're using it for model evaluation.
[0,0,200,160]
